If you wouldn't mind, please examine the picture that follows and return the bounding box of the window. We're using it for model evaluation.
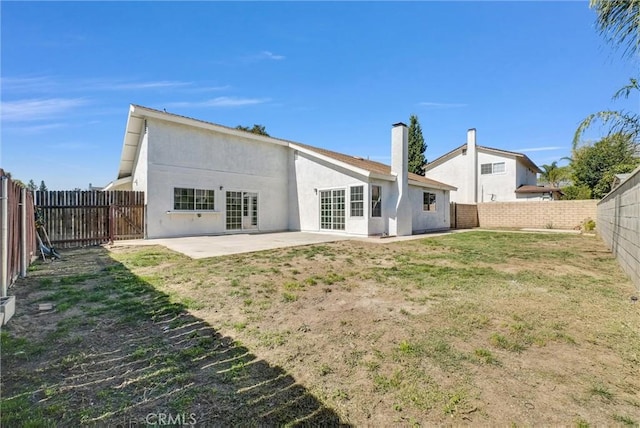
[174,188,194,210]
[350,186,364,217]
[195,189,215,210]
[423,192,436,211]
[371,185,382,217]
[174,187,215,210]
[480,162,506,175]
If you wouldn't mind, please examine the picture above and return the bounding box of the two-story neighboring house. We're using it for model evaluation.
[424,129,543,203]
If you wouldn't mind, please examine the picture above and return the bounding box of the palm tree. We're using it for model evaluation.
[574,78,640,150]
[574,0,640,149]
[590,0,640,60]
[539,161,570,188]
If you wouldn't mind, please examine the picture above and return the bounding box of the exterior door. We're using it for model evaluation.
[242,193,258,230]
[320,189,345,231]
[226,191,258,231]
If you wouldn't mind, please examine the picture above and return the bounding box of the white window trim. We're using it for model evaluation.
[370,184,382,218]
[318,187,347,231]
[423,191,437,212]
[172,186,217,212]
[349,185,364,218]
[480,162,507,175]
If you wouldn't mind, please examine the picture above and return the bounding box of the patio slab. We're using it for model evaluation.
[114,232,352,259]
[114,229,467,259]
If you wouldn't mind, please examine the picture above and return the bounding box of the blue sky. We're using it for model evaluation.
[1,1,637,189]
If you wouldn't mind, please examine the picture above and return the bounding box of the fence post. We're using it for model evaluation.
[1,176,8,297]
[20,187,27,278]
[109,204,115,243]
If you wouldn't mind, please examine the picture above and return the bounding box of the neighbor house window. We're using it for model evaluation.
[350,185,364,217]
[174,188,215,210]
[480,162,506,175]
[423,192,436,211]
[371,185,382,217]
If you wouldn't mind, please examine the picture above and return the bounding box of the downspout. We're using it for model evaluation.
[1,176,8,297]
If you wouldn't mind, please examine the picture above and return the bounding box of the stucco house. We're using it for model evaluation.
[106,104,455,239]
[423,129,542,203]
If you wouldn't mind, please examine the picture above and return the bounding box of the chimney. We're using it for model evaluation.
[467,128,478,203]
[390,122,412,236]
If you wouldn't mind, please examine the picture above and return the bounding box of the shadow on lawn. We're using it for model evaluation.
[1,247,348,427]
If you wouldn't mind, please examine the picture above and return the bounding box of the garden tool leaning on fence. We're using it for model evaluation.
[35,208,60,261]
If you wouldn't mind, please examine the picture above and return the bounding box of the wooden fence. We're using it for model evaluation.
[0,169,37,293]
[450,203,479,229]
[35,191,145,248]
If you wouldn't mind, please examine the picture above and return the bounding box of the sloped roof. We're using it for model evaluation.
[424,143,542,174]
[116,104,456,191]
[515,185,563,194]
[290,142,456,190]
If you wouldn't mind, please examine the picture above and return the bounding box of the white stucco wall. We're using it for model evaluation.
[426,153,469,203]
[515,160,538,188]
[477,152,517,202]
[409,187,450,232]
[132,130,149,198]
[289,150,371,236]
[144,119,290,238]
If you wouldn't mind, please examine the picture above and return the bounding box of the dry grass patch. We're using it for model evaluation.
[2,231,639,426]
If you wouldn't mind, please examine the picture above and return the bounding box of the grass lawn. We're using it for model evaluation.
[1,231,639,426]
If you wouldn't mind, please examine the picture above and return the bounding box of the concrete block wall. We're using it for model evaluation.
[476,200,598,230]
[597,166,640,291]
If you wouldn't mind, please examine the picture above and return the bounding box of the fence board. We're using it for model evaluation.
[0,169,37,289]
[35,191,145,248]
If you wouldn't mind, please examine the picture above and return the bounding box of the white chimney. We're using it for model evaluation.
[467,128,478,203]
[390,122,412,236]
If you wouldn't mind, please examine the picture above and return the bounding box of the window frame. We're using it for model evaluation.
[371,185,382,218]
[480,162,506,175]
[492,162,506,173]
[173,187,215,211]
[350,185,364,217]
[423,192,437,212]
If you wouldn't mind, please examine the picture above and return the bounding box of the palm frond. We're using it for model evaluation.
[590,0,640,60]
[573,110,639,149]
[612,77,639,100]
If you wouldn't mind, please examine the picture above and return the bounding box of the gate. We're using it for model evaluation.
[35,191,145,248]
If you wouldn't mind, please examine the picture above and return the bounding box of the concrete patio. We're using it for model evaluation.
[113,230,459,259]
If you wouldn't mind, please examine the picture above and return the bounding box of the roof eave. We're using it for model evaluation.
[409,179,457,191]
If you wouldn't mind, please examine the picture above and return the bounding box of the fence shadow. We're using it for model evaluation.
[1,247,349,426]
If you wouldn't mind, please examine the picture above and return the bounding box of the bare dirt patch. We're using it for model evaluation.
[2,231,639,426]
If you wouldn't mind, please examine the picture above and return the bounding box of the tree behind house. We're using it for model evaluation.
[408,114,427,175]
[236,124,270,137]
[539,161,570,188]
[570,133,639,198]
